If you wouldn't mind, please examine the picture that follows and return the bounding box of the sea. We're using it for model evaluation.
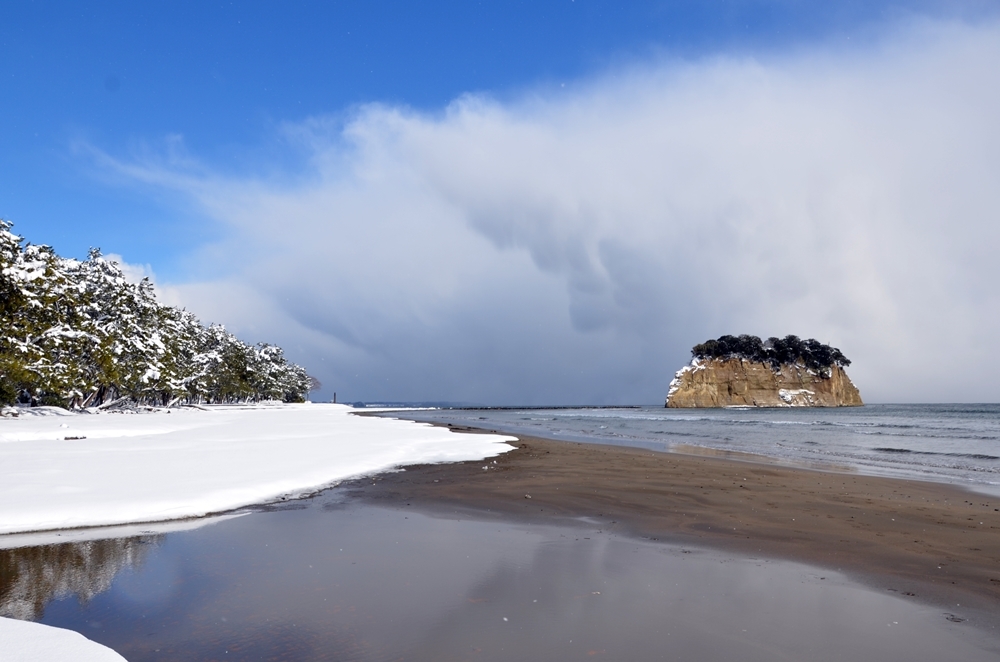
[393,404,1000,495]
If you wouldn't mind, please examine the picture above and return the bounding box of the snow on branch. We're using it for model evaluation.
[0,220,313,408]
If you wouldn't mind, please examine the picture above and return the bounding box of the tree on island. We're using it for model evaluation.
[690,334,851,374]
[0,220,313,408]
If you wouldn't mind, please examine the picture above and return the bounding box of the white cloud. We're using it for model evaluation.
[104,254,156,286]
[96,18,1000,404]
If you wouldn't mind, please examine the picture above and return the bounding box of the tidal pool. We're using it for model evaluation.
[2,491,998,661]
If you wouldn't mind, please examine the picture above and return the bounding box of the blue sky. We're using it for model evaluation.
[3,0,987,269]
[3,2,1000,403]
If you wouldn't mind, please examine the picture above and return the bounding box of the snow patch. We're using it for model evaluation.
[0,512,248,551]
[0,617,126,661]
[0,403,516,535]
[666,358,702,398]
[777,389,816,406]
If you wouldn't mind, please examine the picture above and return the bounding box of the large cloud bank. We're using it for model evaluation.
[107,19,1000,404]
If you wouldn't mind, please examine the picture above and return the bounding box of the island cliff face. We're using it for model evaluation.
[666,357,863,408]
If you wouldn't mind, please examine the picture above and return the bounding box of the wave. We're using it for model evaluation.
[873,447,1000,461]
[857,430,1000,441]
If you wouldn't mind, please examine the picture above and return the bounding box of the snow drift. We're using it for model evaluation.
[0,403,515,535]
[1,617,127,662]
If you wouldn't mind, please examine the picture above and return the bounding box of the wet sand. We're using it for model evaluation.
[11,497,999,660]
[348,427,1000,618]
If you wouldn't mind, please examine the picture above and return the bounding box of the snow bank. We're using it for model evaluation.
[1,617,126,661]
[0,512,248,551]
[0,404,515,535]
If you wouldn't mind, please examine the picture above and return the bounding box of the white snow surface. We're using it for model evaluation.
[666,358,702,399]
[0,511,248,551]
[1,617,127,661]
[0,403,516,535]
[777,388,817,406]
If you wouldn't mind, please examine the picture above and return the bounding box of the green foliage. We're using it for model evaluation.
[691,334,850,372]
[0,220,313,407]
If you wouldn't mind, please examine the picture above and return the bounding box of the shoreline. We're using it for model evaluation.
[366,403,1000,498]
[0,404,515,536]
[347,424,1000,622]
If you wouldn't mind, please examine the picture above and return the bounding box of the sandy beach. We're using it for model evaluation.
[5,412,999,659]
[349,425,1000,620]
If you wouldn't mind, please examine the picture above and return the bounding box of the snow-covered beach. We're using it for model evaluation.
[5,404,1000,660]
[0,403,515,536]
[1,403,516,659]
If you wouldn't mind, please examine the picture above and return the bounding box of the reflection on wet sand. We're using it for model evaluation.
[0,535,158,620]
[12,497,1000,661]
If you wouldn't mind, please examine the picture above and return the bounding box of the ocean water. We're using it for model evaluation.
[396,404,1000,494]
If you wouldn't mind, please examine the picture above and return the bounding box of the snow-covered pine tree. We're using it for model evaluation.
[0,220,313,407]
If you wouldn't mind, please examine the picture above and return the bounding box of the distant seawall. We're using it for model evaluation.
[666,357,863,408]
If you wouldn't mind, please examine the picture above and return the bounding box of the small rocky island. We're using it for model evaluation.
[666,335,863,408]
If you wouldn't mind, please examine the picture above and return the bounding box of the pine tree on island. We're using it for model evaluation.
[667,334,862,408]
[690,334,851,376]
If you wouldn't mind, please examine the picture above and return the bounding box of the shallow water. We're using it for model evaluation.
[396,404,1000,492]
[3,491,998,661]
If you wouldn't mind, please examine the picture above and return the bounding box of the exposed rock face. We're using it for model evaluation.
[666,357,863,408]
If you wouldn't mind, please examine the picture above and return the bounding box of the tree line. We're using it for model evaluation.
[691,334,851,372]
[0,220,313,408]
